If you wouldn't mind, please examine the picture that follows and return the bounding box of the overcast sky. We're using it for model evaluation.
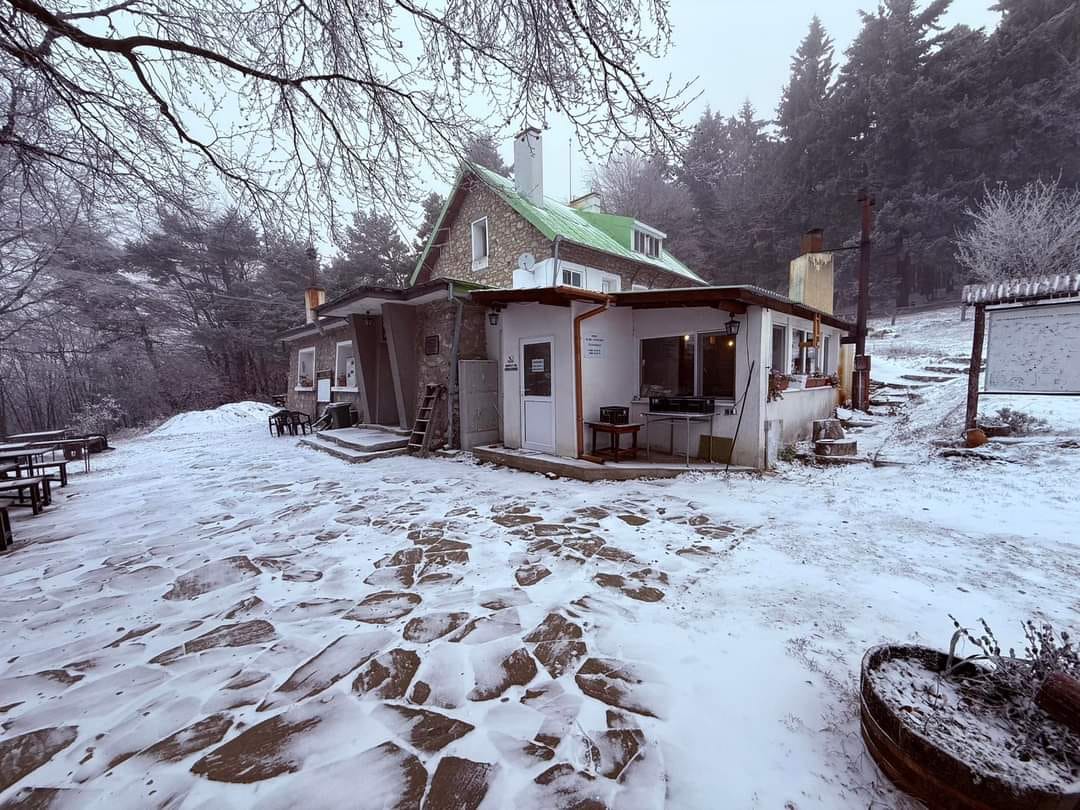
[493,0,1002,204]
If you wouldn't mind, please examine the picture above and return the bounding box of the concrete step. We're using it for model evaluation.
[923,365,967,375]
[900,374,955,383]
[300,435,408,464]
[318,427,409,452]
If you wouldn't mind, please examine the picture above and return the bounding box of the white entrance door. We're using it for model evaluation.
[520,338,555,452]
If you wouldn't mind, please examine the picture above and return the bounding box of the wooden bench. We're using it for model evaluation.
[0,476,51,515]
[33,460,71,488]
[0,506,11,550]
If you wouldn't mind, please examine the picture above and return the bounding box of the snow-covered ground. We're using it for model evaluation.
[2,308,1078,809]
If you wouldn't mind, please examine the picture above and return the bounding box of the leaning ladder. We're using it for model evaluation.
[408,384,444,456]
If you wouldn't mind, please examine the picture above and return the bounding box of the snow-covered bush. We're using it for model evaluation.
[994,407,1048,435]
[955,179,1080,283]
[69,395,126,436]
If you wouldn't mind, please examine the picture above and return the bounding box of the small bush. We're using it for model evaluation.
[994,407,1048,435]
[778,444,798,463]
[69,395,125,436]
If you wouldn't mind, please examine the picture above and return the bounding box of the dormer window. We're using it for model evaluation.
[633,229,661,258]
[471,217,489,269]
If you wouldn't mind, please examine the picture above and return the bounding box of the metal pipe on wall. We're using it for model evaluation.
[447,283,464,449]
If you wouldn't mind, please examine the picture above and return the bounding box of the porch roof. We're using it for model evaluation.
[317,277,486,318]
[470,285,610,308]
[471,284,855,331]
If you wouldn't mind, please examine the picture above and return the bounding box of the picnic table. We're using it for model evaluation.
[4,430,67,442]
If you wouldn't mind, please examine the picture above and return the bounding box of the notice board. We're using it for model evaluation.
[985,301,1080,394]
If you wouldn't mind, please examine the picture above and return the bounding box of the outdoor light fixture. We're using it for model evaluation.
[724,316,741,337]
[488,309,500,326]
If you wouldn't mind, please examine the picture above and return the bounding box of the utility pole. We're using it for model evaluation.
[852,190,874,411]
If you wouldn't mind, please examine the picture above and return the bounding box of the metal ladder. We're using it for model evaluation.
[408,384,444,456]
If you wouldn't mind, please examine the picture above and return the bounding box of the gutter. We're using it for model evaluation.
[551,235,563,286]
[573,300,610,458]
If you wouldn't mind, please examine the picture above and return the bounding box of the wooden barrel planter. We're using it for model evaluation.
[860,644,1080,810]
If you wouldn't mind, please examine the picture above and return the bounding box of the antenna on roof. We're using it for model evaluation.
[568,137,573,201]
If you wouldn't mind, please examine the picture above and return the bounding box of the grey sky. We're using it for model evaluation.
[491,0,1002,204]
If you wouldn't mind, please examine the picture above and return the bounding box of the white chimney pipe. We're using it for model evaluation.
[513,127,544,206]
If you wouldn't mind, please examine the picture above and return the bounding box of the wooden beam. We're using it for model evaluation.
[964,304,985,431]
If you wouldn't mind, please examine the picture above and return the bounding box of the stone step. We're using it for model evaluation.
[318,427,410,453]
[923,365,967,375]
[300,435,409,464]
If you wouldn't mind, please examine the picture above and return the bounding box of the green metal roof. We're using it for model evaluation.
[409,164,704,286]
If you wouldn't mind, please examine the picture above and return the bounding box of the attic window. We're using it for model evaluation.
[561,268,583,288]
[633,229,661,258]
[471,217,489,269]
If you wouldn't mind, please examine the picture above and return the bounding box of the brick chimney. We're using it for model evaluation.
[513,127,544,206]
[788,229,834,314]
[305,286,326,324]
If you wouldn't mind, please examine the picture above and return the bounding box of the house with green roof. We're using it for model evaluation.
[280,128,853,473]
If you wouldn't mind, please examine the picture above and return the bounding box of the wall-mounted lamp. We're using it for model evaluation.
[723,316,740,337]
[488,309,500,326]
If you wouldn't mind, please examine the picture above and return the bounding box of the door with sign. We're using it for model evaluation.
[520,338,555,452]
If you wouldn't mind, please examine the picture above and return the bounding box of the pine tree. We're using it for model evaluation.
[776,16,836,227]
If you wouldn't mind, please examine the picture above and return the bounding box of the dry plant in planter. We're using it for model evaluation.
[860,617,1080,808]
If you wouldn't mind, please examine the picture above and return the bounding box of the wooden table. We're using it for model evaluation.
[585,421,643,461]
[4,430,67,442]
[0,449,45,476]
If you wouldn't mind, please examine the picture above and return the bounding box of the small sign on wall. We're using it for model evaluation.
[424,335,440,355]
[584,332,606,359]
[504,355,518,372]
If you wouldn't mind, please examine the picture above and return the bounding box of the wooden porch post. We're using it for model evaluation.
[964,304,985,431]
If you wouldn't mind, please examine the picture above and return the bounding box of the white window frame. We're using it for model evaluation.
[470,217,489,270]
[600,276,620,293]
[296,346,316,391]
[333,340,357,391]
[561,268,583,288]
[770,324,787,372]
[633,229,661,258]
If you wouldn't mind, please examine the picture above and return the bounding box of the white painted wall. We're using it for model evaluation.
[766,387,838,444]
[495,301,843,467]
[576,304,634,426]
[498,303,576,457]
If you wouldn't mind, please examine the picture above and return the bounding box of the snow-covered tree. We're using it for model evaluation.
[955,179,1080,283]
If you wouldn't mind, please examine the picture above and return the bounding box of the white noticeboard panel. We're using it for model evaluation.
[317,377,332,402]
[985,301,1080,394]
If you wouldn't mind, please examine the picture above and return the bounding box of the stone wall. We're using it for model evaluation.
[422,174,695,291]
[284,326,363,419]
[413,299,488,448]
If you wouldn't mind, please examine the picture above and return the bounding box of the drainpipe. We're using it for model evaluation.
[447,282,464,449]
[551,236,563,286]
[574,301,609,458]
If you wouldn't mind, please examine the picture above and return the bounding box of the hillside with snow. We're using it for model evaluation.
[1,306,1077,809]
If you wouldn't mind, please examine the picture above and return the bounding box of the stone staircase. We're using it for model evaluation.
[300,425,411,464]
